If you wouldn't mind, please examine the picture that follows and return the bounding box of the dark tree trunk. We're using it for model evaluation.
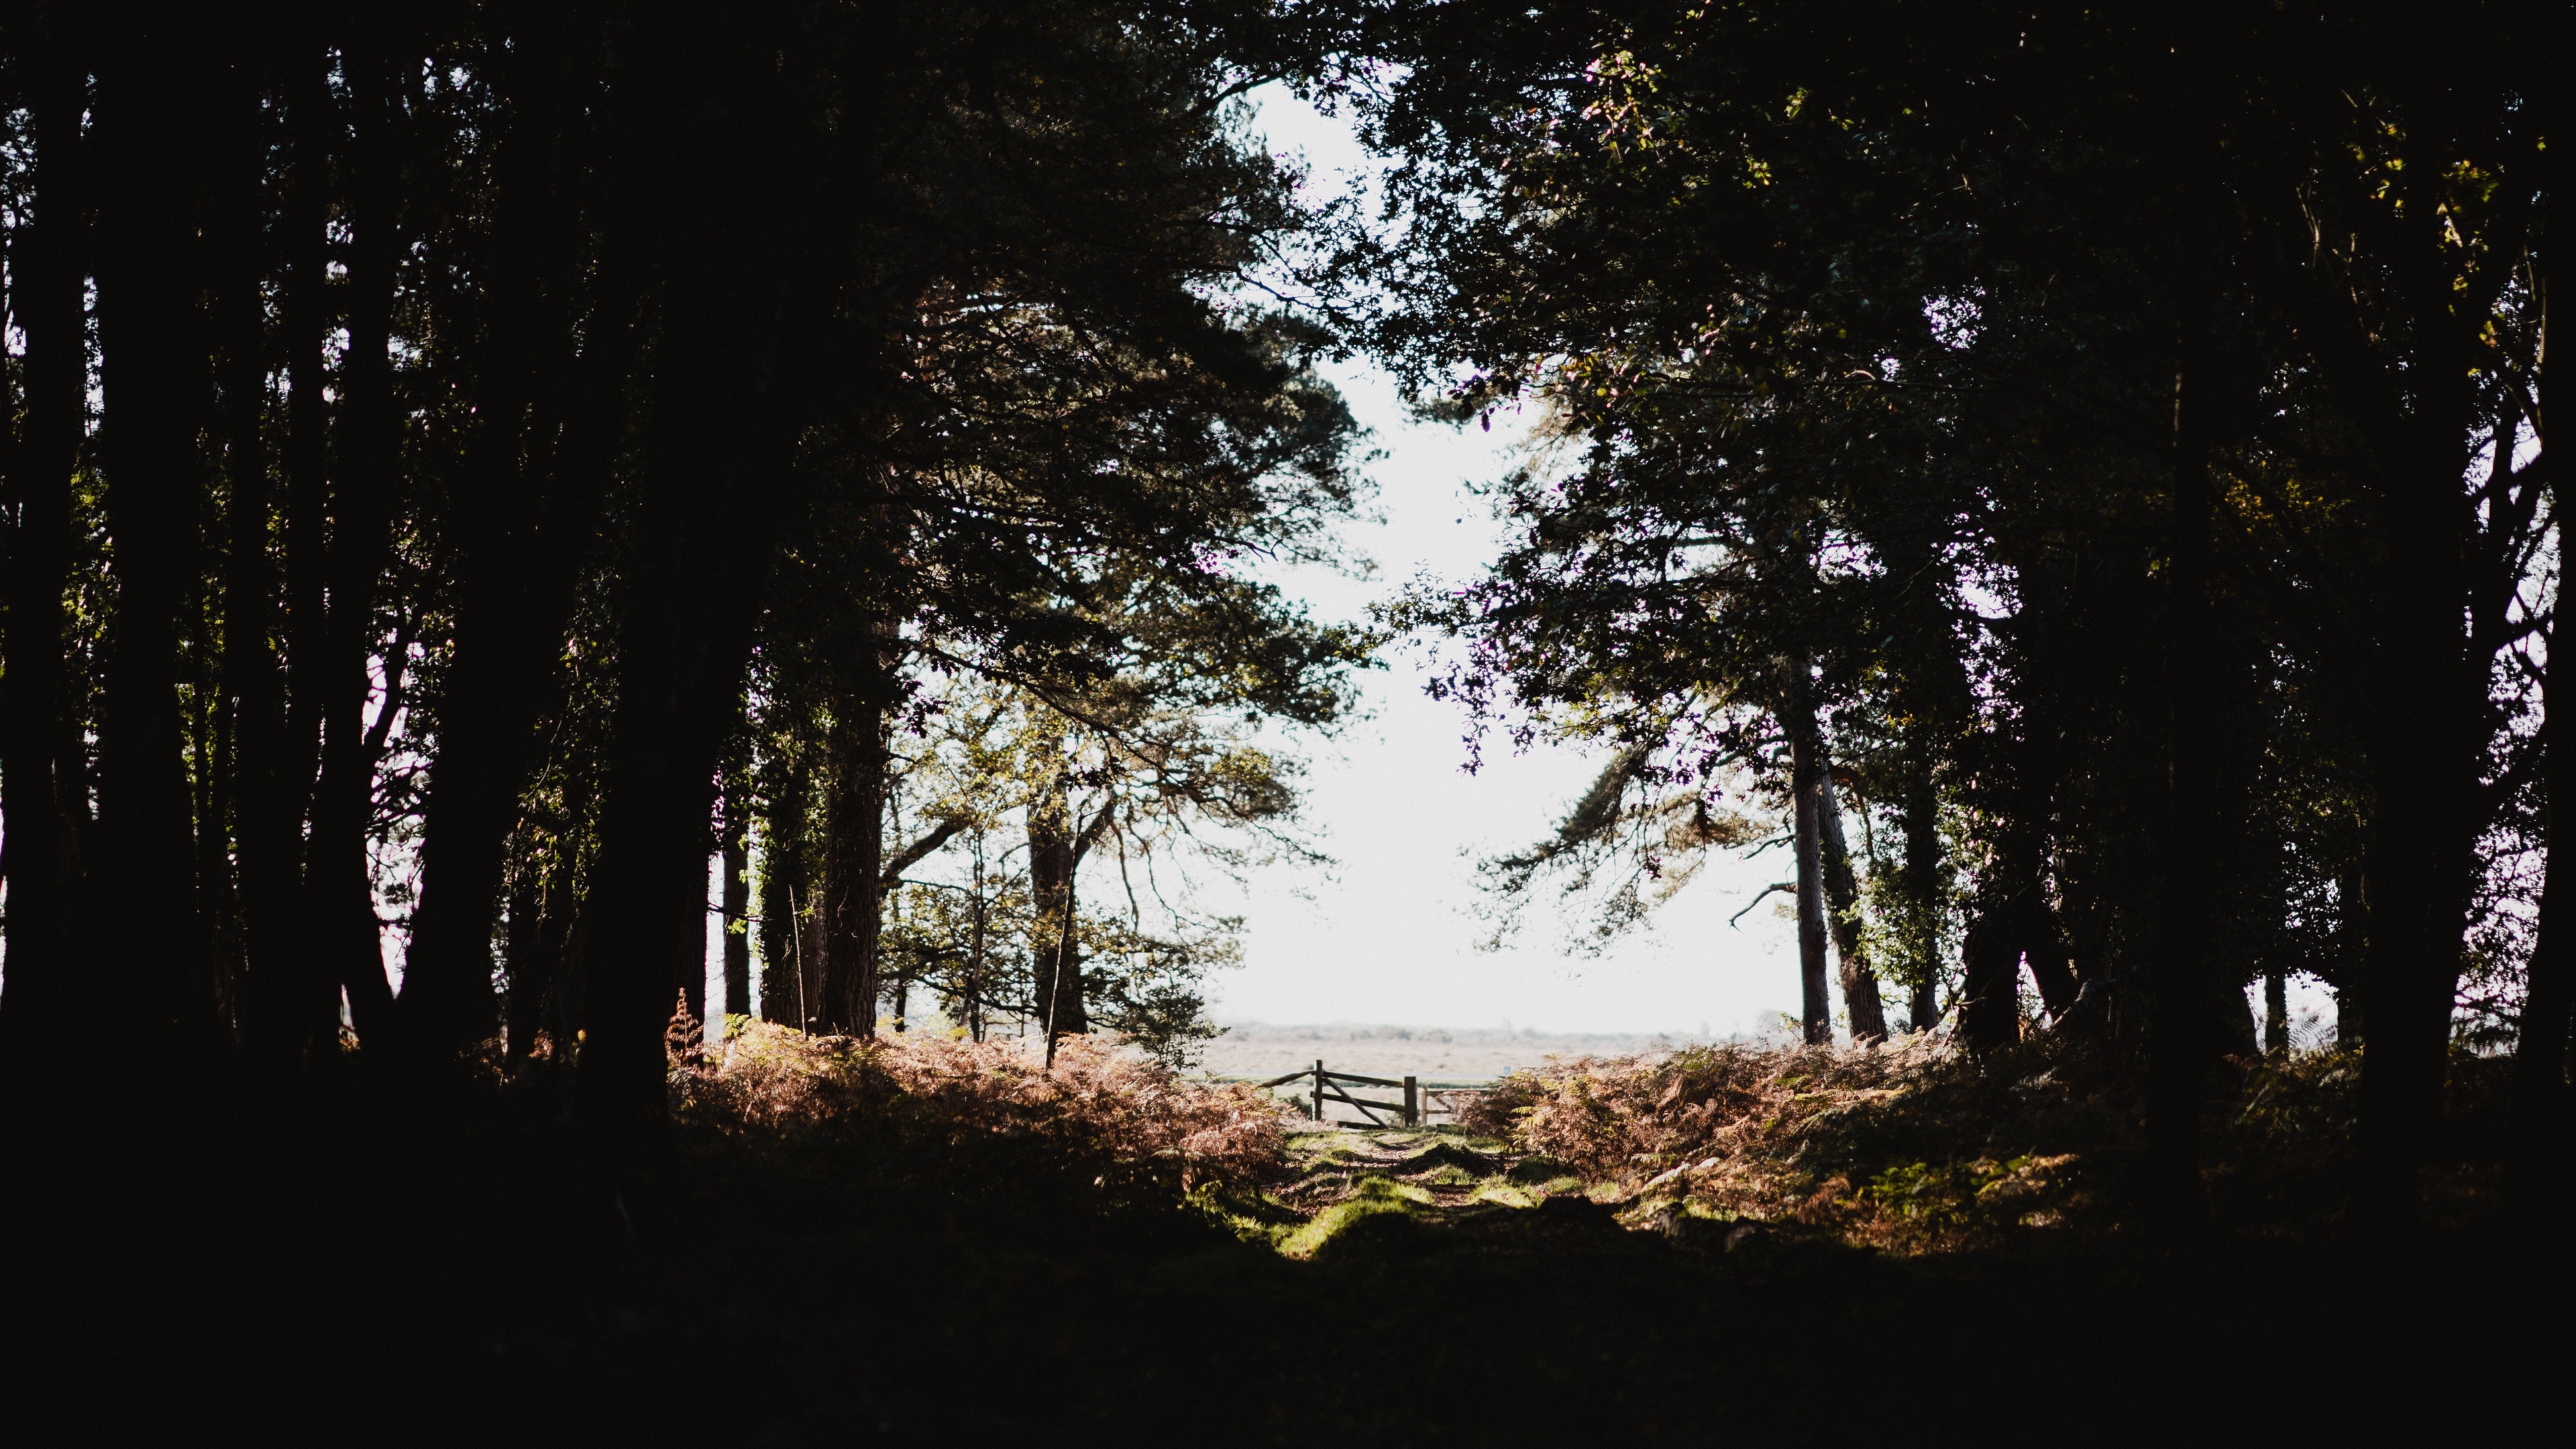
[1999,621,2080,1022]
[2007,802,2078,1025]
[721,786,753,1024]
[2334,861,2367,1047]
[1878,535,1974,1038]
[2145,359,2219,1226]
[501,856,545,1073]
[254,40,342,1061]
[399,23,619,1062]
[758,755,816,1027]
[2349,450,2486,1228]
[2021,914,2079,1021]
[1028,762,1094,1048]
[302,37,402,1047]
[92,21,219,1052]
[517,767,591,1061]
[189,629,236,1020]
[209,50,301,1062]
[1785,648,1833,1046]
[819,700,888,1035]
[1899,763,1943,1032]
[0,42,91,1056]
[1958,892,2022,1055]
[2263,967,2290,1054]
[574,435,781,1146]
[2503,294,2561,1231]
[1817,767,1888,1044]
[574,16,799,1147]
[965,839,991,1042]
[680,851,709,1031]
[2506,757,2571,1230]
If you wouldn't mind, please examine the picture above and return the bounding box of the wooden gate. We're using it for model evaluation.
[1252,1061,1487,1127]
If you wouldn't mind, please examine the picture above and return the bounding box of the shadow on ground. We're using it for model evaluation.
[9,1092,2506,1436]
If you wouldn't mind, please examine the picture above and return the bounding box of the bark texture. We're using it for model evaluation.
[574,15,798,1149]
[0,42,91,1055]
[2147,360,2218,1225]
[92,21,219,1053]
[819,702,888,1035]
[400,23,623,1061]
[1817,769,1888,1043]
[722,788,753,1023]
[758,759,816,1027]
[301,35,403,1046]
[1786,648,1833,1046]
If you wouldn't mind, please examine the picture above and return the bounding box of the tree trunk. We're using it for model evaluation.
[576,420,780,1146]
[2146,358,2218,1226]
[1899,765,1943,1032]
[189,631,237,1020]
[1817,767,1888,1044]
[1785,648,1833,1046]
[574,5,810,1146]
[2502,282,2561,1232]
[965,837,990,1042]
[501,856,545,1073]
[92,21,219,1053]
[819,701,888,1036]
[722,786,752,1024]
[255,39,341,1061]
[302,36,402,1047]
[1876,534,1973,1038]
[398,23,620,1062]
[2333,861,2366,1046]
[1958,891,2023,1055]
[2008,808,2078,1022]
[574,32,798,1148]
[515,768,590,1063]
[2263,967,2290,1054]
[2349,448,2486,1228]
[757,754,816,1026]
[575,466,779,1146]
[0,42,90,1057]
[1028,760,1094,1048]
[209,51,301,1061]
[2504,760,2570,1230]
[1999,621,2080,1022]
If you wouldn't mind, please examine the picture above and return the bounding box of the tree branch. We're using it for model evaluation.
[881,815,967,889]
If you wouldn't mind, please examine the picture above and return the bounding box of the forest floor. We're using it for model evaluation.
[8,1036,2541,1436]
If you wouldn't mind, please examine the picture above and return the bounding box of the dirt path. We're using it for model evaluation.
[1233,1122,1663,1260]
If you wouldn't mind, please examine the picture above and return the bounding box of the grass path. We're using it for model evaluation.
[1221,1123,1664,1259]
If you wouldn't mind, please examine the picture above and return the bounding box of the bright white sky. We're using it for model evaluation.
[1198,87,1809,1036]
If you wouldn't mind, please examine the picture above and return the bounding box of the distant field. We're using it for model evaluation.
[1193,1020,1719,1085]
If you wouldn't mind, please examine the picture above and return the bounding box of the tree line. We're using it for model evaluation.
[0,3,1368,1146]
[1,0,2560,1240]
[1349,0,2553,1227]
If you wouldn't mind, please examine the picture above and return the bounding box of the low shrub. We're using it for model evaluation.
[676,1021,1293,1194]
[1449,1032,2504,1250]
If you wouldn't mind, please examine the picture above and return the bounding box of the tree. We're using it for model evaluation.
[1346,0,2549,1220]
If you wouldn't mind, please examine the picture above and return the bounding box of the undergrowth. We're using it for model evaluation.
[1461,1032,2509,1250]
[673,1021,1294,1198]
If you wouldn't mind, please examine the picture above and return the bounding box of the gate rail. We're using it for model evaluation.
[1246,1061,1487,1128]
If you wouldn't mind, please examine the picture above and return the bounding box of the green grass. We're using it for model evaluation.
[1277,1174,1437,1257]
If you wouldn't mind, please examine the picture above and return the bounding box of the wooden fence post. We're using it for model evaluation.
[1403,1076,1417,1127]
[1313,1059,1324,1124]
